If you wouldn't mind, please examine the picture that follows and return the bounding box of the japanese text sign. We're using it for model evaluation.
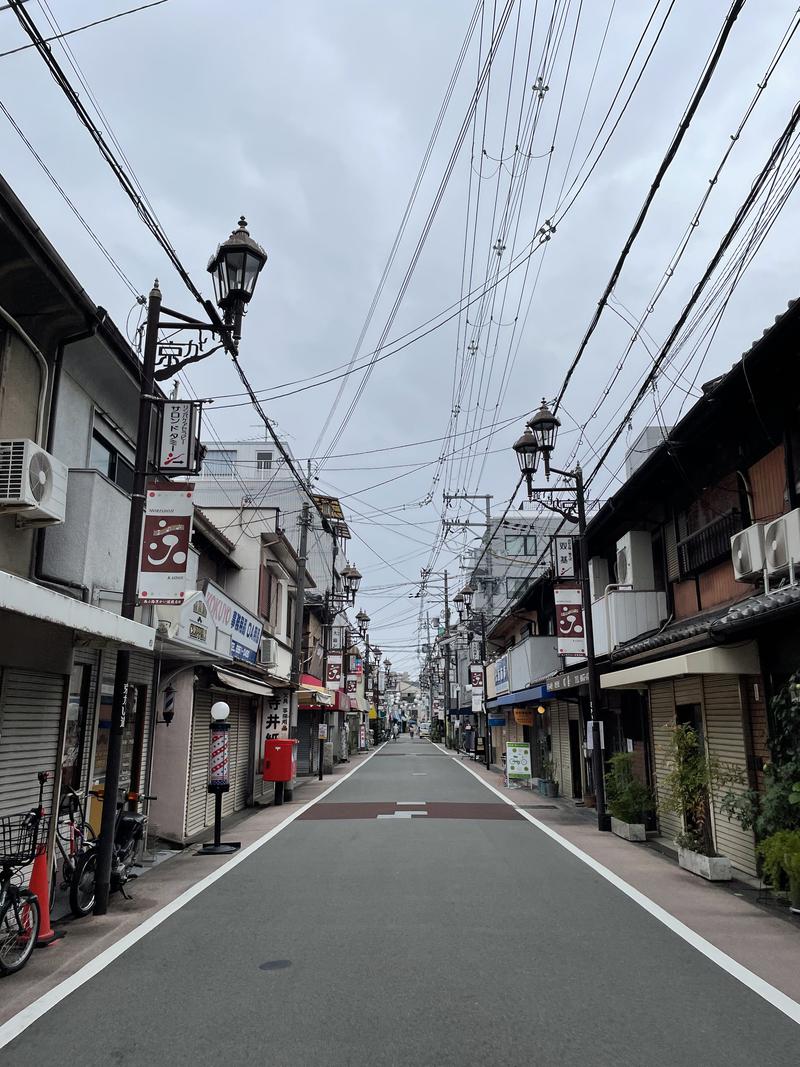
[554,584,587,656]
[157,401,198,474]
[555,536,575,578]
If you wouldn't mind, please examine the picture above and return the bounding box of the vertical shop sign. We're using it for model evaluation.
[555,536,575,578]
[554,584,587,656]
[137,480,194,604]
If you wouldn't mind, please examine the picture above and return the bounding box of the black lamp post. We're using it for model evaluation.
[513,400,609,831]
[207,217,268,342]
[94,218,267,915]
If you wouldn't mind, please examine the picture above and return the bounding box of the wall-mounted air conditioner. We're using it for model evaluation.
[731,522,765,581]
[259,636,278,668]
[588,557,610,601]
[615,531,655,590]
[0,439,68,525]
[765,510,800,575]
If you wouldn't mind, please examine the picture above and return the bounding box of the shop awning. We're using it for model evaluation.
[0,569,155,651]
[213,667,273,697]
[297,683,334,707]
[600,642,760,690]
[486,684,552,709]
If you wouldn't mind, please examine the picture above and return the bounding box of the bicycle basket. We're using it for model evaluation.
[0,812,47,867]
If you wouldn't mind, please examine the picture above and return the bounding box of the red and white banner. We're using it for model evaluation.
[326,653,343,689]
[137,480,194,604]
[554,584,587,656]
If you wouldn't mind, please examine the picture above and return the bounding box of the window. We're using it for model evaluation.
[256,451,273,478]
[90,430,134,493]
[259,564,282,629]
[287,593,295,640]
[506,578,527,600]
[504,534,537,556]
[203,449,237,477]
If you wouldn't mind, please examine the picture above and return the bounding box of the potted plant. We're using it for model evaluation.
[661,723,735,881]
[538,757,559,798]
[605,752,654,842]
[758,830,800,913]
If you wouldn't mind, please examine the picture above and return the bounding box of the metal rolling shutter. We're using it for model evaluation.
[649,680,682,841]
[0,669,64,817]
[129,651,154,793]
[702,675,757,876]
[74,649,100,793]
[185,690,214,837]
[550,701,572,798]
[228,696,252,815]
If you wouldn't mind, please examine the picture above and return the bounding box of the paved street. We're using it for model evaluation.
[3,735,800,1066]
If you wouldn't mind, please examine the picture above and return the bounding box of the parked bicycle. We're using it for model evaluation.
[0,771,49,977]
[70,790,156,917]
[51,785,95,911]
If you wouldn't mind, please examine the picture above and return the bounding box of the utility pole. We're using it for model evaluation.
[288,503,311,802]
[480,612,491,769]
[443,570,452,749]
[94,281,161,916]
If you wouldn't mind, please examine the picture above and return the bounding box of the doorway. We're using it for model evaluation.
[568,719,583,798]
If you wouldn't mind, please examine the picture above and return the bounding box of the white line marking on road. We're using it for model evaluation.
[0,744,388,1051]
[411,772,427,776]
[452,757,800,1027]
[376,812,428,819]
[396,801,427,805]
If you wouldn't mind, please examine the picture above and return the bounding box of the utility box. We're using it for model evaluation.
[262,738,298,782]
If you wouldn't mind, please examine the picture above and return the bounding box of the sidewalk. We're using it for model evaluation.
[448,746,800,1004]
[0,749,372,1027]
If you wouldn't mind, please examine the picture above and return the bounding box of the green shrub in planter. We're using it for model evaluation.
[758,830,800,912]
[661,724,740,856]
[605,752,654,825]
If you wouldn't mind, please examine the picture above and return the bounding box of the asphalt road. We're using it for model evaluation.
[3,735,799,1065]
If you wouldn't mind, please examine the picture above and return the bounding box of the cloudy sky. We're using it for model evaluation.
[2,0,799,672]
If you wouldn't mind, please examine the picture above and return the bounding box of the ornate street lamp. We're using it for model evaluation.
[461,584,475,612]
[341,564,362,603]
[453,591,465,623]
[207,217,268,341]
[356,608,370,637]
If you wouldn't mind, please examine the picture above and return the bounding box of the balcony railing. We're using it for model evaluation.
[677,509,743,578]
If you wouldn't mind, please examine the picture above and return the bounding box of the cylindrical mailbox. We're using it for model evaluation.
[262,738,298,782]
[209,721,231,793]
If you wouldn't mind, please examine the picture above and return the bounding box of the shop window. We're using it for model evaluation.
[62,664,91,793]
[90,429,134,493]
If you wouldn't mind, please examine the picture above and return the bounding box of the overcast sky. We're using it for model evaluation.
[2,0,799,672]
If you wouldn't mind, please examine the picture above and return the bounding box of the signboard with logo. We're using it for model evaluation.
[514,708,534,726]
[263,690,291,741]
[137,480,194,604]
[470,663,484,713]
[157,400,200,474]
[346,676,358,694]
[554,584,587,657]
[326,654,343,689]
[506,741,532,780]
[156,592,221,654]
[494,654,509,695]
[555,536,575,578]
[200,580,263,663]
[330,626,345,651]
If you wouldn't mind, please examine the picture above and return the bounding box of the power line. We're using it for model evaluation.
[0,0,169,58]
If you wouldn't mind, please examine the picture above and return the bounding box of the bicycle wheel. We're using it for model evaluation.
[69,851,97,917]
[0,891,40,976]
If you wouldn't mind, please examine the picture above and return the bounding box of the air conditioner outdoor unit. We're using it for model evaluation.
[0,439,68,525]
[615,531,655,590]
[731,522,765,581]
[259,636,278,668]
[588,557,610,601]
[765,510,800,575]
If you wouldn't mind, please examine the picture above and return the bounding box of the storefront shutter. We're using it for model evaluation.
[185,689,214,837]
[649,680,682,841]
[0,669,64,817]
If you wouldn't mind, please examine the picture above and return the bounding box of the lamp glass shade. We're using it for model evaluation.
[207,217,267,310]
[528,399,560,454]
[513,426,540,476]
[211,701,230,721]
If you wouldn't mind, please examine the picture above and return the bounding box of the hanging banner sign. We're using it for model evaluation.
[470,663,484,713]
[554,584,587,656]
[353,656,364,676]
[555,536,576,579]
[157,400,200,474]
[326,654,343,689]
[330,626,345,651]
[137,480,194,604]
[346,675,358,694]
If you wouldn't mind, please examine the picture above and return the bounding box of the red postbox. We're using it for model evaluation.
[262,738,298,782]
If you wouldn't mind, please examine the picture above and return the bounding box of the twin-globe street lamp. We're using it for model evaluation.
[512,400,609,831]
[94,219,268,914]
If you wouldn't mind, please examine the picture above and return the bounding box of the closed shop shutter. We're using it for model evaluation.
[550,701,572,798]
[225,696,252,816]
[673,676,702,707]
[297,709,314,774]
[74,649,100,794]
[185,689,214,838]
[0,669,64,817]
[649,680,682,841]
[129,651,154,793]
[702,675,757,876]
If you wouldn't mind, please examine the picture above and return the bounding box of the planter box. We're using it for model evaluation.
[611,817,646,842]
[678,847,731,881]
[538,780,559,798]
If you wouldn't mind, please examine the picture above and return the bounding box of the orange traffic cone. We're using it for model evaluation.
[29,846,64,947]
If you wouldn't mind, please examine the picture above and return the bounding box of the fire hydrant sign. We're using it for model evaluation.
[554,584,587,656]
[138,480,195,604]
[506,741,532,780]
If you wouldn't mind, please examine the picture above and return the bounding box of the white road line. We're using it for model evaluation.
[376,812,428,819]
[452,757,800,1027]
[411,773,427,776]
[0,744,388,1050]
[396,801,427,805]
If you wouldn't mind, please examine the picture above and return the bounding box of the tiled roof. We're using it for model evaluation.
[710,584,800,634]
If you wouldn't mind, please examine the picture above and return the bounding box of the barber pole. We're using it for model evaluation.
[208,723,230,793]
